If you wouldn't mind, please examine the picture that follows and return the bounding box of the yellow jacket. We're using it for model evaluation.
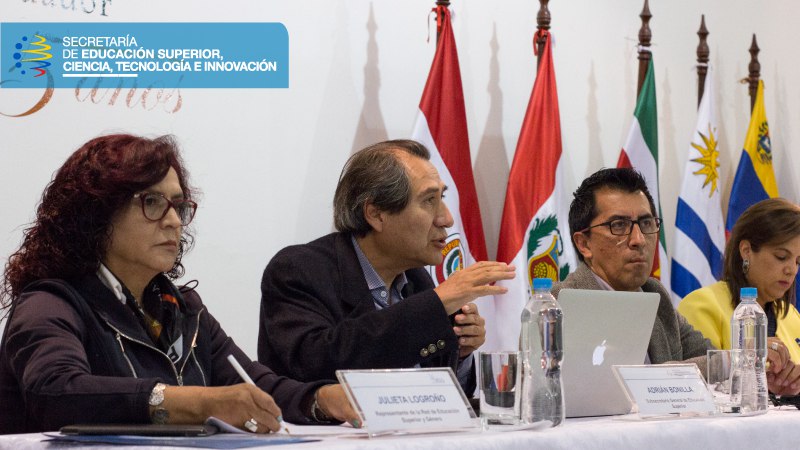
[678,281,800,363]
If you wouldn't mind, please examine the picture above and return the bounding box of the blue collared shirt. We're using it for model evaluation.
[351,236,408,308]
[351,236,474,386]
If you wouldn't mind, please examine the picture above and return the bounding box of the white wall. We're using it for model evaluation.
[2,0,798,357]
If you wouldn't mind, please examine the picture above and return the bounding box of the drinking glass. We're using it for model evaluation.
[706,349,742,413]
[479,351,521,426]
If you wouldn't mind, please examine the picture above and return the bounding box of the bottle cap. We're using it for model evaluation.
[740,287,757,298]
[532,278,553,290]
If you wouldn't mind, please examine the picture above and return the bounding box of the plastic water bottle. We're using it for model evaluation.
[730,287,768,413]
[519,278,564,426]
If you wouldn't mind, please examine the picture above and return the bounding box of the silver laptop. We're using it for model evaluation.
[556,288,660,417]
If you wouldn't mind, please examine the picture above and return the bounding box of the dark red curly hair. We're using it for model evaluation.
[2,134,195,310]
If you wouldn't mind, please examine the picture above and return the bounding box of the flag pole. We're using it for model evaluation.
[748,34,760,113]
[536,0,551,70]
[435,0,450,44]
[696,15,709,108]
[637,0,652,99]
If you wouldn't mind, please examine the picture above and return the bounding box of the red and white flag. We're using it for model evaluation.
[493,30,576,351]
[412,6,488,295]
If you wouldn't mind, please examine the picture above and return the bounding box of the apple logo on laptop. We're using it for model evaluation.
[592,340,607,366]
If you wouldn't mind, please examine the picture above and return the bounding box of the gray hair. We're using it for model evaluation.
[333,140,430,236]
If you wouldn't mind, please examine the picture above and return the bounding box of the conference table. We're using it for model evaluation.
[2,407,798,450]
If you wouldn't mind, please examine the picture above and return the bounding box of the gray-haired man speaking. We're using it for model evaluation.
[258,139,514,396]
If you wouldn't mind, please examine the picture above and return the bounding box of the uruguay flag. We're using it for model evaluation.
[671,71,724,304]
[726,80,778,233]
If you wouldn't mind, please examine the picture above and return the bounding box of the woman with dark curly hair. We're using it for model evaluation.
[0,134,356,434]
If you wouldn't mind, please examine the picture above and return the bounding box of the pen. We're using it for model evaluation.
[226,354,289,435]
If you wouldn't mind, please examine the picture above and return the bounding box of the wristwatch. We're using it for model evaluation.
[310,389,333,423]
[149,383,169,424]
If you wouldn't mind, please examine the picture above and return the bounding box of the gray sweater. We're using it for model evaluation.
[553,262,713,374]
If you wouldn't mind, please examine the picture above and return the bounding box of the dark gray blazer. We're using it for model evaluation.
[258,232,475,395]
[553,262,712,370]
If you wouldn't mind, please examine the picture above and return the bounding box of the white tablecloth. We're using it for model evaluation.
[1,407,798,450]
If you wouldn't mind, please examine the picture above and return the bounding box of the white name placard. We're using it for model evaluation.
[613,364,716,416]
[336,368,478,436]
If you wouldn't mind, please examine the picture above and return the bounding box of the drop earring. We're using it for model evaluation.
[742,259,750,275]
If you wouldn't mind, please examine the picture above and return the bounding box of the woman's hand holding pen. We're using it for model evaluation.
[206,384,283,433]
[226,354,287,433]
[158,384,283,433]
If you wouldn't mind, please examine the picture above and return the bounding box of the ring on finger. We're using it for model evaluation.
[771,342,781,351]
[244,418,258,433]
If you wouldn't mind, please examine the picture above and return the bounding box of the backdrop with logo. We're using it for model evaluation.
[2,0,799,356]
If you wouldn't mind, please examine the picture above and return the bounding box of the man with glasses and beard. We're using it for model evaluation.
[552,168,711,368]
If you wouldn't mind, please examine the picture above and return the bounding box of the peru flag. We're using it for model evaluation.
[493,30,576,351]
[411,6,488,296]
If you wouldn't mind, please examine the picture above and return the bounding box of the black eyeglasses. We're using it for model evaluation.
[580,217,661,236]
[133,192,197,226]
